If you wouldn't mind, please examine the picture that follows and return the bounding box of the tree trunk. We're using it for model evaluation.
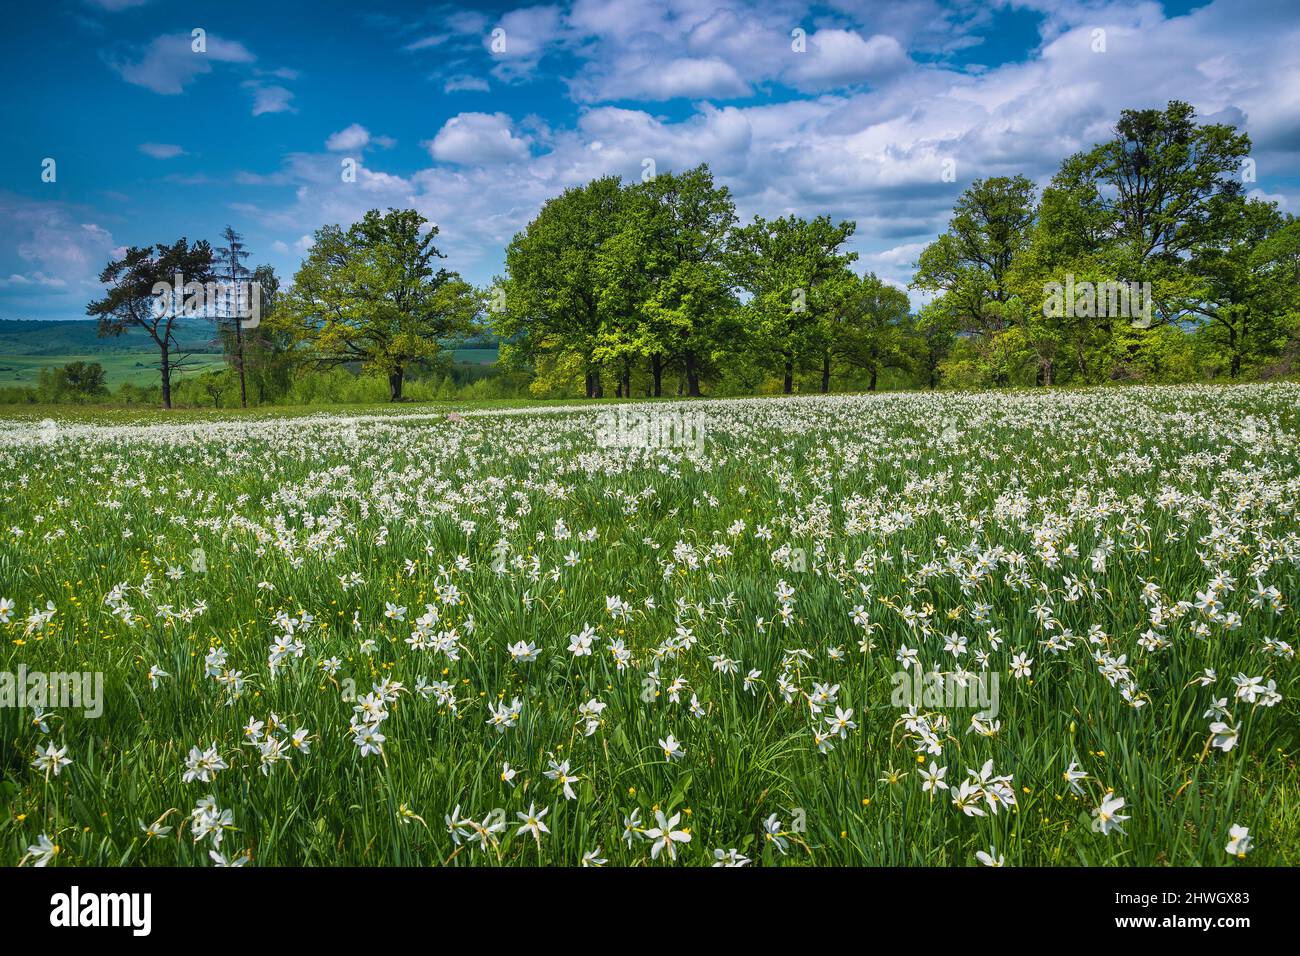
[234,300,248,407]
[235,324,247,407]
[160,342,172,410]
[388,367,404,402]
[868,367,878,392]
[820,353,831,393]
[684,351,701,397]
[621,363,631,399]
[651,355,663,397]
[592,370,604,398]
[783,358,793,394]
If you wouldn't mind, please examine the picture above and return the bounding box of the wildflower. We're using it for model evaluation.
[182,744,227,784]
[659,735,685,762]
[24,834,58,867]
[1225,825,1252,858]
[544,758,580,800]
[1091,794,1129,836]
[713,848,750,867]
[645,810,691,861]
[515,803,550,844]
[32,742,72,777]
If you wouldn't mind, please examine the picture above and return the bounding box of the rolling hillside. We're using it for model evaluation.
[0,318,220,356]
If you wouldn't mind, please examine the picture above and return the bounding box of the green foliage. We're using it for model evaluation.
[85,238,217,408]
[728,214,857,393]
[283,208,482,401]
[42,101,1300,412]
[33,361,110,403]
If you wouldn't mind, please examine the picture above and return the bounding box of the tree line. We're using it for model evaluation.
[63,99,1299,409]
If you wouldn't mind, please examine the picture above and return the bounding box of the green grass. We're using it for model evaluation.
[0,340,496,390]
[0,352,227,388]
[1,383,1297,867]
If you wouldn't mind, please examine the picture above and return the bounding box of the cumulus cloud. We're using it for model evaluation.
[427,112,533,164]
[178,0,1300,303]
[326,124,371,152]
[784,30,910,90]
[564,3,913,102]
[0,192,120,317]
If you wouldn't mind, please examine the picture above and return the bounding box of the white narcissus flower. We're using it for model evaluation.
[1091,793,1129,836]
[713,848,750,867]
[514,803,550,843]
[644,810,691,861]
[24,834,57,867]
[32,742,72,777]
[1225,824,1252,858]
[659,734,685,762]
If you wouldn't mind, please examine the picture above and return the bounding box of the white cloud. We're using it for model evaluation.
[0,192,119,316]
[0,272,68,289]
[487,5,565,80]
[241,0,1300,301]
[784,30,910,90]
[139,143,185,159]
[427,112,533,164]
[109,32,254,94]
[326,124,371,152]
[245,82,295,115]
[584,57,750,101]
[445,74,491,93]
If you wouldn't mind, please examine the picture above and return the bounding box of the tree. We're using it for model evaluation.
[61,360,110,399]
[826,272,912,392]
[1058,100,1252,332]
[284,209,481,401]
[729,214,856,393]
[912,176,1037,341]
[1009,170,1117,384]
[86,238,215,409]
[244,264,295,402]
[1248,217,1300,376]
[1069,101,1251,269]
[596,165,738,397]
[1190,201,1298,377]
[37,361,109,403]
[214,225,253,407]
[909,303,956,390]
[495,176,625,398]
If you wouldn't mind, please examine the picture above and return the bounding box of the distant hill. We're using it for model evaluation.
[0,318,220,356]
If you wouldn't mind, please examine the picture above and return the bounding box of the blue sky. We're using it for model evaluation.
[2,0,1298,320]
